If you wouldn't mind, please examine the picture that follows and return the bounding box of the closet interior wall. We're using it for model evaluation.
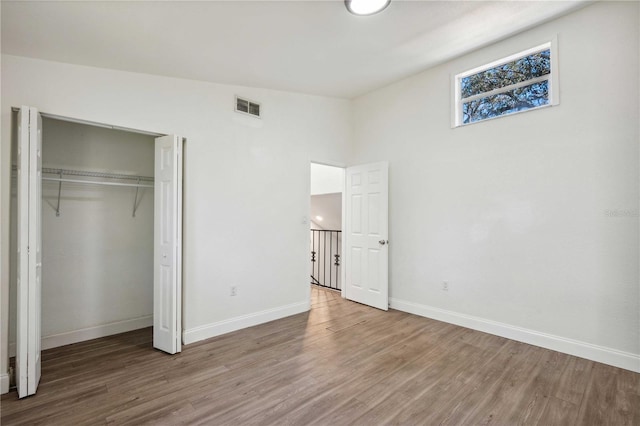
[9,116,155,353]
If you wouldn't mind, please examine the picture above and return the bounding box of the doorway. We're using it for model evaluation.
[9,106,183,398]
[309,163,345,296]
[309,161,390,311]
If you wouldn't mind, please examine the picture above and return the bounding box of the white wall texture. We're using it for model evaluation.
[310,192,342,231]
[0,54,352,378]
[8,118,155,351]
[310,162,344,195]
[351,1,639,370]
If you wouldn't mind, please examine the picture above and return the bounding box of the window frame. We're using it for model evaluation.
[452,38,559,127]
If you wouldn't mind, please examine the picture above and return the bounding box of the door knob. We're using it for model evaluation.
[379,240,389,245]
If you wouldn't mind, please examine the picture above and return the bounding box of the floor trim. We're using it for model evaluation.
[390,298,640,373]
[183,300,309,345]
[9,315,153,357]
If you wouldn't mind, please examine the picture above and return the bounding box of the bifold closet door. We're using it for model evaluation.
[16,106,42,398]
[153,135,183,354]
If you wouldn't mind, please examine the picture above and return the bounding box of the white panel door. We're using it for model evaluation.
[154,135,183,354]
[345,162,389,311]
[16,106,42,398]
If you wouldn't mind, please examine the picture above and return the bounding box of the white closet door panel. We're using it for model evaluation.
[153,135,183,354]
[16,106,42,398]
[16,107,29,398]
[28,108,43,392]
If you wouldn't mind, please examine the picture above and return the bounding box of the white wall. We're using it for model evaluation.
[352,1,639,371]
[8,118,155,352]
[310,220,324,230]
[310,163,344,195]
[310,192,342,231]
[0,55,351,379]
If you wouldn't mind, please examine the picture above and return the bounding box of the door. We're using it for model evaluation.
[345,162,389,310]
[153,135,183,354]
[16,106,42,398]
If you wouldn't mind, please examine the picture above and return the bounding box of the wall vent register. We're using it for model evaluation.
[235,96,261,118]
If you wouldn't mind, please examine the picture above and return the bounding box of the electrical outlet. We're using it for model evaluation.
[230,286,237,296]
[442,281,449,291]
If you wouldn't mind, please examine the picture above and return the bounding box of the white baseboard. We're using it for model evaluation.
[0,372,9,395]
[390,298,640,373]
[183,300,309,345]
[9,315,153,358]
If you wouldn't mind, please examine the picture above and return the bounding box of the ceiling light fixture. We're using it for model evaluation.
[315,216,324,221]
[345,0,391,16]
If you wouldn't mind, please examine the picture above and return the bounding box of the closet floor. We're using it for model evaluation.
[1,286,639,425]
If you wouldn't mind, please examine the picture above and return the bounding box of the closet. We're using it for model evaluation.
[10,116,154,351]
[10,107,183,398]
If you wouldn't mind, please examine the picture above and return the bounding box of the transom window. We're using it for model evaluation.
[453,41,558,126]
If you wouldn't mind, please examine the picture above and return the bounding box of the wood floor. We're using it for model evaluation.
[2,287,639,425]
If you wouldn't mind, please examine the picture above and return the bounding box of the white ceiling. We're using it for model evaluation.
[1,0,587,99]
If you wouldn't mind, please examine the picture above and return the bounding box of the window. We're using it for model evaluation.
[453,41,558,126]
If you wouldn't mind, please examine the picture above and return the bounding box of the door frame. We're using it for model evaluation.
[309,161,347,299]
[9,107,185,389]
[309,160,390,311]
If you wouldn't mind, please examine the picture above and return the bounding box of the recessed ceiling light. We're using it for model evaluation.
[345,0,391,16]
[315,216,324,221]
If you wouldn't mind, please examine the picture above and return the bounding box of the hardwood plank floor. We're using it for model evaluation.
[2,286,638,425]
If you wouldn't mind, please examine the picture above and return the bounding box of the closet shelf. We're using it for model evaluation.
[42,167,154,183]
[42,177,153,188]
[12,165,154,218]
[43,168,154,218]
[13,165,154,183]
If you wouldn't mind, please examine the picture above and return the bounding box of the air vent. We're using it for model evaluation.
[235,96,261,118]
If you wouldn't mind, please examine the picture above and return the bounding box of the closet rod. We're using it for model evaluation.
[13,165,154,183]
[13,166,153,218]
[42,167,154,182]
[42,177,154,188]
